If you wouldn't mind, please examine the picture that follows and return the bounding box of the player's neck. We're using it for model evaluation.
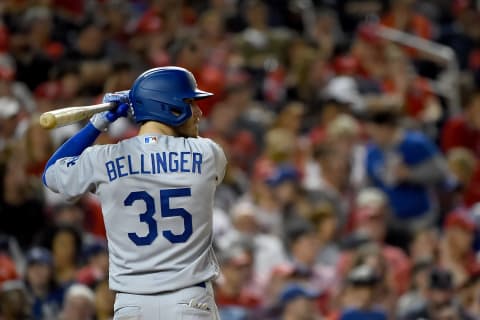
[138,121,177,136]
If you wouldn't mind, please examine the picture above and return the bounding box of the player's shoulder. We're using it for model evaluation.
[82,137,134,158]
[195,136,223,149]
[191,137,227,164]
[184,136,223,153]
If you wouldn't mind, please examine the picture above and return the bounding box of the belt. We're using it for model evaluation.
[194,282,206,288]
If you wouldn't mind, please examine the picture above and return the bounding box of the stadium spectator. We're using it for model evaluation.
[23,247,62,320]
[364,109,448,245]
[215,241,262,316]
[0,280,31,320]
[442,90,480,158]
[58,284,95,320]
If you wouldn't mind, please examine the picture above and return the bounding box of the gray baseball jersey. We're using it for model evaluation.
[44,134,227,294]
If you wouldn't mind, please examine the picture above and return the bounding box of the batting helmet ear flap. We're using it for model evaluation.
[129,67,213,126]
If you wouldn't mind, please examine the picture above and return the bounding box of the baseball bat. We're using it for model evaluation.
[39,102,115,129]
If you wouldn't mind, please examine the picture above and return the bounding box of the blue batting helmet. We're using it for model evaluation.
[129,66,213,126]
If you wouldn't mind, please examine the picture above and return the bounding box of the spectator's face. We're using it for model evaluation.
[28,17,52,43]
[365,122,394,147]
[91,252,109,274]
[52,231,77,268]
[61,296,95,320]
[272,180,297,206]
[209,103,237,134]
[233,214,258,234]
[283,296,317,320]
[26,263,52,289]
[226,86,253,107]
[318,148,349,187]
[246,3,267,28]
[458,280,480,316]
[0,115,19,138]
[60,73,81,99]
[342,285,375,309]
[357,211,386,242]
[291,233,319,266]
[77,25,104,56]
[412,267,431,293]
[0,289,31,318]
[222,256,253,288]
[435,308,460,320]
[447,156,475,186]
[316,216,337,243]
[178,41,204,70]
[467,96,480,130]
[200,11,223,39]
[428,288,452,308]
[410,229,438,261]
[446,227,474,253]
[3,158,28,194]
[27,123,52,161]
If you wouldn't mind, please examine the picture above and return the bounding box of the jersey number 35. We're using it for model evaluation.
[124,188,193,245]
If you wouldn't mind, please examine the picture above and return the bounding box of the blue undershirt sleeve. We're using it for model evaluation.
[42,122,101,186]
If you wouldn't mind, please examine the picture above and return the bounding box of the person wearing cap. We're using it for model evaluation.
[214,241,262,317]
[457,266,480,319]
[75,241,108,287]
[340,188,411,296]
[442,90,480,159]
[402,268,474,320]
[219,201,288,286]
[364,108,448,243]
[396,258,435,319]
[439,209,479,287]
[0,96,22,152]
[336,264,388,320]
[307,141,352,233]
[58,284,95,320]
[277,283,322,320]
[267,220,336,316]
[23,247,62,320]
[0,145,48,250]
[0,280,32,320]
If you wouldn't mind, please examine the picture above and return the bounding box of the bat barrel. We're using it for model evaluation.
[39,113,57,129]
[39,103,115,129]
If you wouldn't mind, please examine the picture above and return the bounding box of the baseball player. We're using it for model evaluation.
[42,66,227,319]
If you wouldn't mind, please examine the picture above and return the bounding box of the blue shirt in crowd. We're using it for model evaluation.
[366,131,438,219]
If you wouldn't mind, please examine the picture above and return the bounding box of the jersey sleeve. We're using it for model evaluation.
[208,139,227,185]
[44,145,101,201]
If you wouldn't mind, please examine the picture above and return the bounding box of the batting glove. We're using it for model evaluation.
[90,91,131,131]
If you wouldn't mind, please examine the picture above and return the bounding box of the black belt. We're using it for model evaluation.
[195,282,206,288]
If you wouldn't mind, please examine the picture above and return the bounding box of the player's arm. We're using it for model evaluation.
[42,92,130,187]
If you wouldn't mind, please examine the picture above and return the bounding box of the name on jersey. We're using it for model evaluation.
[105,152,203,182]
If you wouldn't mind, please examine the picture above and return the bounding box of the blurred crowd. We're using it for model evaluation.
[1,0,480,319]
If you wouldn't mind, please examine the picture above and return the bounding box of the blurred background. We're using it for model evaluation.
[1,0,480,319]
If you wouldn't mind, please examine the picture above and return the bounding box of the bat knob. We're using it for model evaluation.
[39,113,57,129]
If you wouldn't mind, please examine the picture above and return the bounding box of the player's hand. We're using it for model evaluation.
[103,90,131,122]
[91,91,131,131]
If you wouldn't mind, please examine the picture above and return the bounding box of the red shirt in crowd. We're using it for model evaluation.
[441,116,480,158]
[382,76,433,119]
[336,245,411,295]
[0,254,18,284]
[463,164,480,207]
[214,286,262,309]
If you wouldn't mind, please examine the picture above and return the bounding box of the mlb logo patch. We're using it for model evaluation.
[144,136,158,144]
